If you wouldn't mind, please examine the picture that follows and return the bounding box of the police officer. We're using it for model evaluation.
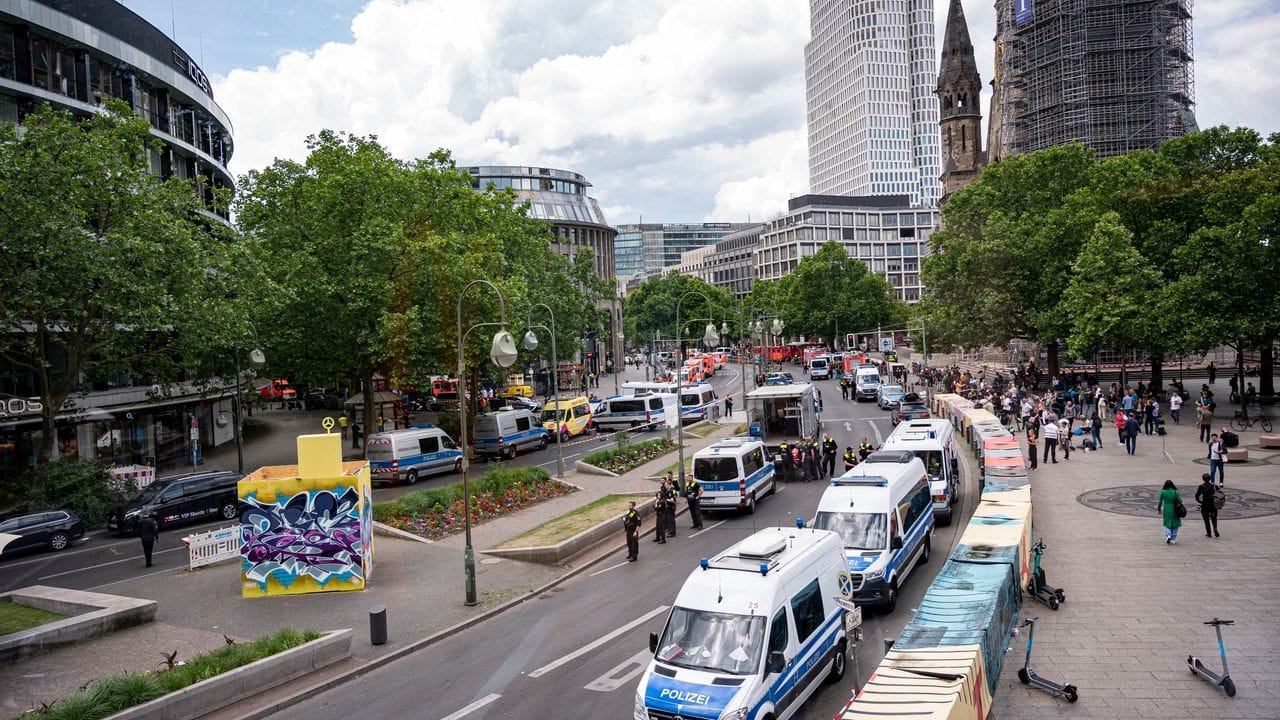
[858,437,874,462]
[840,375,850,401]
[821,434,838,478]
[662,473,679,538]
[778,442,791,482]
[653,482,670,544]
[137,510,160,568]
[683,476,704,529]
[843,446,858,473]
[623,501,641,561]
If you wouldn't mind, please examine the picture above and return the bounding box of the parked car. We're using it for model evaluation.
[877,383,906,410]
[303,387,345,410]
[0,509,86,557]
[260,379,297,402]
[764,371,794,385]
[490,395,542,414]
[107,470,244,534]
[893,394,931,426]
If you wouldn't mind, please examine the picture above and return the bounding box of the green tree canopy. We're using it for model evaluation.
[776,241,906,343]
[623,273,734,351]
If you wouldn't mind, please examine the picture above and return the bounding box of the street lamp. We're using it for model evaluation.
[220,348,265,475]
[523,304,563,480]
[675,291,719,489]
[456,279,518,607]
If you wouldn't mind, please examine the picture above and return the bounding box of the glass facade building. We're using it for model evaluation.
[613,222,756,279]
[804,0,942,207]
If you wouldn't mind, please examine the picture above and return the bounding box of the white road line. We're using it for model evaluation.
[536,460,558,468]
[690,520,727,538]
[866,418,883,445]
[527,605,670,679]
[38,546,185,580]
[589,560,630,577]
[438,693,502,720]
[90,565,174,589]
[585,649,653,693]
[0,537,131,567]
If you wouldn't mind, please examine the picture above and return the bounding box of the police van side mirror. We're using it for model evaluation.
[766,651,787,674]
[891,535,904,550]
[649,632,658,654]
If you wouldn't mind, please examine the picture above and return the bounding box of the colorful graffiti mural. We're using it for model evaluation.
[239,432,373,597]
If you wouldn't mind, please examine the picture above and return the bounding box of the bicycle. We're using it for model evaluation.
[1230,410,1273,433]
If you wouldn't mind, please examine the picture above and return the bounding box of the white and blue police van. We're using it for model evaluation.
[812,451,934,613]
[622,381,720,424]
[364,424,463,485]
[808,354,831,380]
[879,419,962,525]
[854,366,881,400]
[691,438,776,514]
[592,392,679,432]
[636,524,850,720]
[471,409,549,460]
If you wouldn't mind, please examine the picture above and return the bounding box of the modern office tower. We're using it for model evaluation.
[804,0,942,207]
[704,225,765,299]
[989,0,1195,161]
[937,0,988,199]
[612,222,756,279]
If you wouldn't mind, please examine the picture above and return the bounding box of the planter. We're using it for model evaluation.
[486,493,660,564]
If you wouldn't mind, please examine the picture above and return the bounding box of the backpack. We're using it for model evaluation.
[1214,487,1226,511]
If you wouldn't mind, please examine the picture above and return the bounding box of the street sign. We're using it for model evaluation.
[833,597,863,628]
[837,570,855,599]
[879,337,892,351]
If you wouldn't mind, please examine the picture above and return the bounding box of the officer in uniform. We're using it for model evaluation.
[858,437,875,462]
[821,434,838,478]
[777,442,791,482]
[653,482,670,543]
[843,446,858,473]
[683,476,704,529]
[623,501,641,561]
[663,472,679,538]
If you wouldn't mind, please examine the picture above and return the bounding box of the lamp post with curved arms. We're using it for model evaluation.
[456,279,518,606]
[675,291,720,489]
[232,349,265,474]
[522,303,563,480]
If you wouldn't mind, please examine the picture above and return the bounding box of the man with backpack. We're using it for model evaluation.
[1194,473,1222,538]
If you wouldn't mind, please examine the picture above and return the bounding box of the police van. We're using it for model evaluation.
[472,409,549,459]
[637,525,850,720]
[812,451,934,612]
[854,366,881,400]
[592,392,679,432]
[809,354,831,380]
[364,425,462,484]
[692,438,776,514]
[622,381,719,424]
[880,419,962,525]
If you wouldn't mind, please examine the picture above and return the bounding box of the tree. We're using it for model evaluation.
[0,102,237,461]
[776,242,905,344]
[623,273,734,353]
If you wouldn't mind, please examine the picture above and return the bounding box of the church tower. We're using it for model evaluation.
[937,0,987,200]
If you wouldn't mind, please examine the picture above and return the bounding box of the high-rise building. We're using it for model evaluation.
[612,222,756,279]
[804,0,942,207]
[937,0,987,199]
[988,0,1195,161]
[705,225,765,299]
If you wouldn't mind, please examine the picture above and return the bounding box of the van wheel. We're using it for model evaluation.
[766,478,777,497]
[538,436,549,451]
[506,446,517,460]
[560,430,569,443]
[883,581,899,614]
[827,640,847,683]
[921,536,932,564]
[220,502,237,520]
[744,494,756,514]
[405,470,419,485]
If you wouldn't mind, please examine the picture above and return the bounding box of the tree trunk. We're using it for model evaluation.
[1149,355,1163,399]
[1260,338,1276,398]
[362,375,376,441]
[1046,340,1060,379]
[1236,342,1246,408]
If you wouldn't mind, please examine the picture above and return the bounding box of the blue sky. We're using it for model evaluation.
[119,1,1280,226]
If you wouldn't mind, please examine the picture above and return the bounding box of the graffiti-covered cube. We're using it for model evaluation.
[238,432,373,597]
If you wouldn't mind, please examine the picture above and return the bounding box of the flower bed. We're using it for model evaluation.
[373,467,574,541]
[582,438,678,475]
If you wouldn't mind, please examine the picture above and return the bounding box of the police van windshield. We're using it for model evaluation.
[814,510,887,550]
[914,450,944,480]
[694,458,737,483]
[657,608,765,675]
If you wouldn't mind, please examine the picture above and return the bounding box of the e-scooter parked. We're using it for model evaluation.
[1027,538,1066,610]
[1188,618,1236,697]
[1017,617,1078,702]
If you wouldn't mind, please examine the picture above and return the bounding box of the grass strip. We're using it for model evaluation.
[0,603,67,636]
[581,438,678,474]
[31,628,322,720]
[493,494,637,549]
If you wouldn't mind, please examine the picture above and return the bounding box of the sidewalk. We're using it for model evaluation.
[0,363,746,717]
[992,380,1280,719]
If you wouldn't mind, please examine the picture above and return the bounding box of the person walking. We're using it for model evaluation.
[1042,415,1059,464]
[1124,413,1140,455]
[338,414,349,438]
[1026,425,1039,470]
[1194,473,1220,538]
[1197,394,1214,443]
[1156,479,1184,544]
[137,511,160,568]
[821,434,838,478]
[1207,361,1217,385]
[1058,418,1072,460]
[623,501,641,561]
[1207,433,1225,486]
[1169,391,1183,425]
[683,476,704,530]
[724,395,733,418]
[1089,407,1103,449]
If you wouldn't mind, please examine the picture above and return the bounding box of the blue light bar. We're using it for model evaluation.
[700,557,710,570]
[759,563,770,576]
[794,517,805,529]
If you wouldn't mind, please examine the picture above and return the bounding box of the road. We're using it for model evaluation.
[270,368,973,720]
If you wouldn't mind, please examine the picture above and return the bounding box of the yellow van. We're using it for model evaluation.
[542,396,593,442]
[501,384,534,398]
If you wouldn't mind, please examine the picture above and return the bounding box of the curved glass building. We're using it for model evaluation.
[0,0,234,219]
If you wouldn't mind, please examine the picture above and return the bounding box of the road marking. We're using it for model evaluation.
[0,537,131,568]
[690,519,727,538]
[89,565,174,589]
[585,649,653,692]
[866,419,883,445]
[589,560,630,577]
[528,605,669,678]
[438,693,502,720]
[38,546,186,580]
[844,421,853,432]
[536,460,558,468]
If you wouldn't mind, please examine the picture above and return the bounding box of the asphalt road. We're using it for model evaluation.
[269,371,977,720]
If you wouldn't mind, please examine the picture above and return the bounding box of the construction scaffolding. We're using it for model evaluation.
[989,0,1194,160]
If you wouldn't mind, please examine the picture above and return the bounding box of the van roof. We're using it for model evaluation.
[694,438,763,457]
[674,527,842,614]
[544,397,588,409]
[745,382,815,399]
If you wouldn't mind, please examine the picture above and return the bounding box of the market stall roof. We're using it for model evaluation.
[344,390,403,408]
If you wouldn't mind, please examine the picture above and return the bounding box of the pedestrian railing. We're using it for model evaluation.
[185,525,241,569]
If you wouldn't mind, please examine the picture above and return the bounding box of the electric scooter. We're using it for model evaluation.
[1027,538,1066,610]
[1017,617,1079,703]
[1188,618,1237,697]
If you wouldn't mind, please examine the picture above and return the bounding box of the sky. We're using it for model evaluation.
[120,0,1280,226]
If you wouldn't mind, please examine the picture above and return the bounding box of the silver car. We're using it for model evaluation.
[877,383,905,410]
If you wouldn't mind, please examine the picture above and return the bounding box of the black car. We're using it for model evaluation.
[0,509,86,557]
[107,470,243,534]
[304,388,346,410]
[893,393,932,426]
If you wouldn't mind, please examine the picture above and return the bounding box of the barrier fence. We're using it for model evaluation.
[186,525,241,569]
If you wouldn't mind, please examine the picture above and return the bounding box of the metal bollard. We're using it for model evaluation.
[369,605,387,645]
